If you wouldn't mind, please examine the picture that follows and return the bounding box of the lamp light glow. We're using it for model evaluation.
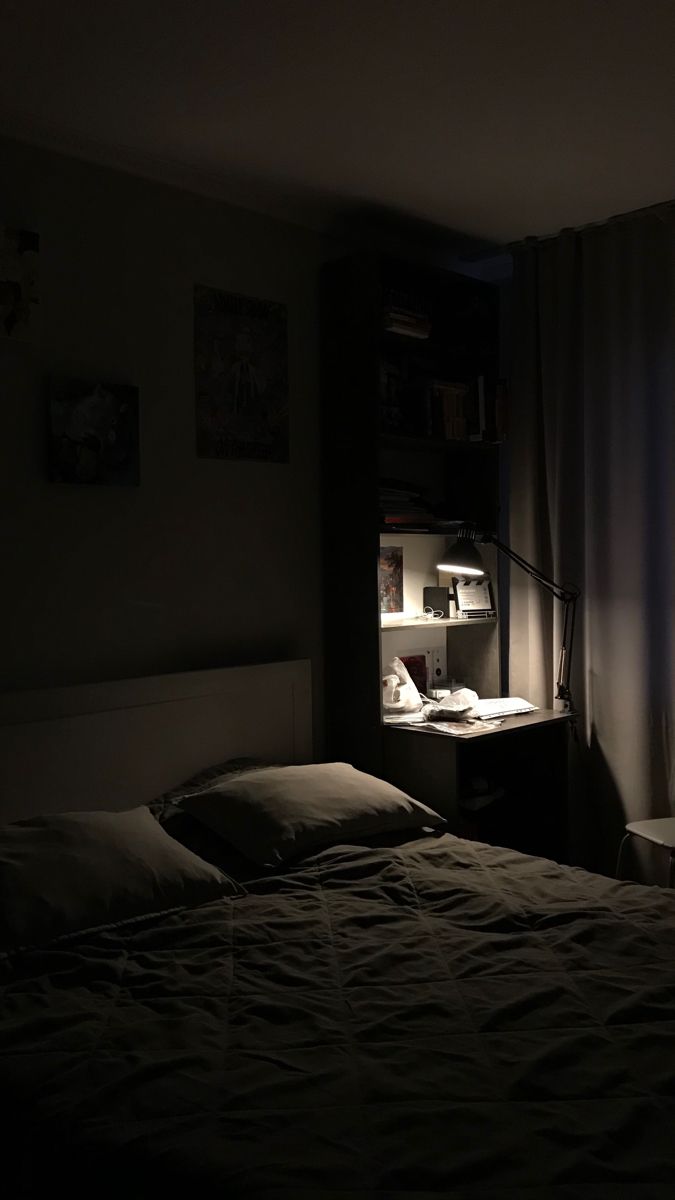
[436,535,486,577]
[437,560,484,576]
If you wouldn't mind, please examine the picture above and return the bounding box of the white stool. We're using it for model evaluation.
[616,819,675,887]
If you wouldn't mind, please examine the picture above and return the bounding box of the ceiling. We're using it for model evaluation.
[2,0,675,244]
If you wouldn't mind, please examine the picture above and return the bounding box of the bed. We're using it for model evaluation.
[2,659,675,1198]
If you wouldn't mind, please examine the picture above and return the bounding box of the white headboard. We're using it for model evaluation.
[0,659,312,824]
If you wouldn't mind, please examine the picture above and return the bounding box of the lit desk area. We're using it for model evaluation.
[379,526,579,863]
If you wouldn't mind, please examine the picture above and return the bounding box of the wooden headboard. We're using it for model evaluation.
[0,659,312,824]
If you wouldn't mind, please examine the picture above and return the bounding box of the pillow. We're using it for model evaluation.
[149,756,273,809]
[0,806,241,952]
[182,761,444,867]
[149,757,274,824]
[147,759,281,879]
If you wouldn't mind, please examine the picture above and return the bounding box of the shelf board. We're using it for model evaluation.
[380,433,500,453]
[379,524,461,535]
[381,616,497,631]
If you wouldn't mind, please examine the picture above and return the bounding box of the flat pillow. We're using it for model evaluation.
[0,806,240,952]
[182,761,444,867]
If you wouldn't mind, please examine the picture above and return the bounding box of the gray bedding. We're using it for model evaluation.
[3,832,675,1197]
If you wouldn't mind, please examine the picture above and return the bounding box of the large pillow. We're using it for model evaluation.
[149,757,273,824]
[182,761,444,867]
[147,758,281,881]
[0,806,241,952]
[148,753,271,811]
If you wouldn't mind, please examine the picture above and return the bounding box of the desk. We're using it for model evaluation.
[383,710,573,862]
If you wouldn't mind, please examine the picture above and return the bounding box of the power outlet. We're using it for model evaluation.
[430,646,447,686]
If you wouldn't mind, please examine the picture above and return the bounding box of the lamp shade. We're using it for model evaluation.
[436,537,486,577]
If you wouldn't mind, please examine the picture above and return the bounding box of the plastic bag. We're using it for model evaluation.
[382,656,423,713]
[420,687,479,722]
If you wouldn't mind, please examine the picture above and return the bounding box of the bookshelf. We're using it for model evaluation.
[321,253,503,775]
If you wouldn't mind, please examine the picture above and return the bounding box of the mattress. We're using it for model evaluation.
[3,832,675,1197]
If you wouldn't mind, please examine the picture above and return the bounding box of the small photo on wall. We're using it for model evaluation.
[379,545,403,613]
[0,227,39,339]
[48,379,140,485]
[194,284,289,462]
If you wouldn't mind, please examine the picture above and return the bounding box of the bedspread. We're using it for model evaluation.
[3,833,675,1198]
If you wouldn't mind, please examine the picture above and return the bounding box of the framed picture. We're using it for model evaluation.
[0,227,39,340]
[453,576,496,617]
[379,545,403,613]
[194,284,289,462]
[48,379,140,485]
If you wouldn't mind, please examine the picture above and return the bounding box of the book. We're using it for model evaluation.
[382,286,431,340]
[383,310,431,339]
[379,478,434,524]
[429,380,469,441]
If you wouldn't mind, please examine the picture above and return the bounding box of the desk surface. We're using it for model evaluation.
[384,708,573,741]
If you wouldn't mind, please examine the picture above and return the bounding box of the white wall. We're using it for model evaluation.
[0,137,327,741]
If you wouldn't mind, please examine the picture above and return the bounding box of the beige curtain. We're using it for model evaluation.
[510,210,675,874]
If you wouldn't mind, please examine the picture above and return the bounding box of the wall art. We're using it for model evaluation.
[48,379,140,485]
[194,284,288,462]
[379,545,404,613]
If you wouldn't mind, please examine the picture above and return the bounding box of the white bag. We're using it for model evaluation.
[382,656,423,713]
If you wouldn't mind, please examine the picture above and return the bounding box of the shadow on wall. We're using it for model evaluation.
[577,727,627,879]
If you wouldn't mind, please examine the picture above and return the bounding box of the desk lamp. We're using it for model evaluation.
[437,525,580,713]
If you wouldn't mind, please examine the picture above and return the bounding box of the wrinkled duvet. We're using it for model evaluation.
[3,833,675,1198]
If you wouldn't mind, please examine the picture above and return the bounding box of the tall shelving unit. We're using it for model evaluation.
[321,253,503,778]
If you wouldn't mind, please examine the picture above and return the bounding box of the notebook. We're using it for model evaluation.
[474,697,537,719]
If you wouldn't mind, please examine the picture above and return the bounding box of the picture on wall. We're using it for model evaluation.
[379,545,404,613]
[194,284,289,462]
[48,379,140,485]
[0,227,39,339]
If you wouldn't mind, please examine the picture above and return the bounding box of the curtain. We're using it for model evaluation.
[510,209,675,875]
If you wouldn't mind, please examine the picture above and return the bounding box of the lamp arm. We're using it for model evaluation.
[481,533,579,605]
[477,531,579,712]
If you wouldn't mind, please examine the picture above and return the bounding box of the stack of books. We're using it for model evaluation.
[382,288,431,340]
[383,306,431,339]
[379,480,434,530]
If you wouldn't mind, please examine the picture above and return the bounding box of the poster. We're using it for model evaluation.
[194,284,288,462]
[379,545,403,613]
